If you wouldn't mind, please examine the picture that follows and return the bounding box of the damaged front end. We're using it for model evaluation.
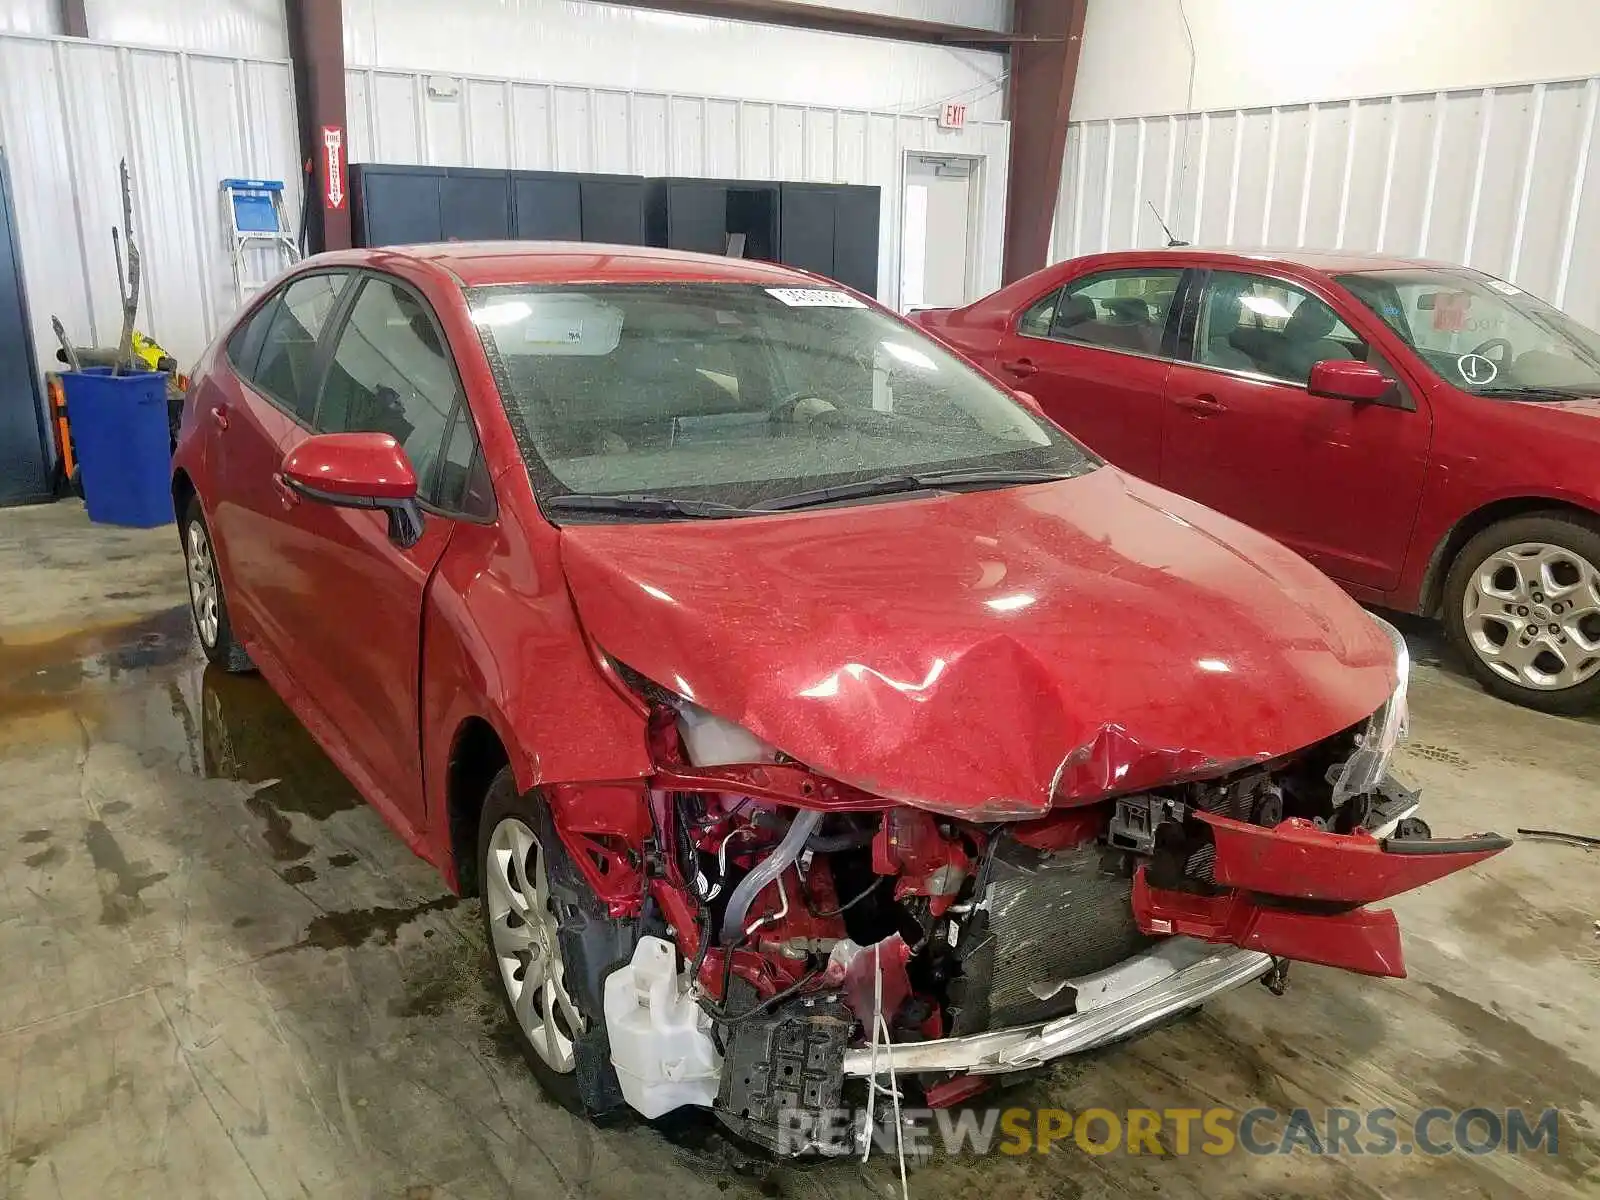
[568,623,1507,1156]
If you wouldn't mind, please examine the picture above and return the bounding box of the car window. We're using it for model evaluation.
[469,282,1092,513]
[436,402,495,517]
[1017,288,1061,337]
[1339,268,1600,395]
[1044,269,1182,357]
[226,295,279,376]
[317,277,462,500]
[252,273,348,421]
[1198,271,1368,385]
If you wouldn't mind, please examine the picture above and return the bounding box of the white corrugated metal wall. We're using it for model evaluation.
[341,0,1008,117]
[0,30,299,370]
[346,67,1012,310]
[1054,76,1600,329]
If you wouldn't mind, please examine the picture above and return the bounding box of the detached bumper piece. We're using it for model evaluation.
[840,937,1272,1076]
[1197,812,1511,903]
[1134,816,1512,978]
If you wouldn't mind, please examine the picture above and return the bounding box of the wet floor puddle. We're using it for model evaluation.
[2,604,364,877]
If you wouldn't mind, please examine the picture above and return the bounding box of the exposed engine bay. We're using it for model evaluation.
[534,624,1510,1158]
[555,647,1511,1156]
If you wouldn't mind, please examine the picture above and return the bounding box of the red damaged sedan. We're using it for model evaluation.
[172,243,1505,1153]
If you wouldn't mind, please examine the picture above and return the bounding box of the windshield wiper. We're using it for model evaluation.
[1475,385,1598,400]
[754,467,1074,513]
[544,493,753,519]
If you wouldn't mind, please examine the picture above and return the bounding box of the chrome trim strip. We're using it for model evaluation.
[840,939,1272,1077]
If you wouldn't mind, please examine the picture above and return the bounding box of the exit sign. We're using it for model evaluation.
[938,101,967,130]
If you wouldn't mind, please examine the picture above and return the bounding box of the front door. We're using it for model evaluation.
[210,271,350,657]
[993,266,1185,481]
[267,273,472,835]
[1160,269,1431,592]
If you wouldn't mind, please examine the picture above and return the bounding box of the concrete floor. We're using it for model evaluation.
[0,500,1596,1200]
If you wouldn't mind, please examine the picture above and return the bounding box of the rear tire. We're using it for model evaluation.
[477,768,638,1118]
[1443,511,1600,714]
[181,496,253,673]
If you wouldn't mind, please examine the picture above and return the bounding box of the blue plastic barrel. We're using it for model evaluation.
[60,367,173,527]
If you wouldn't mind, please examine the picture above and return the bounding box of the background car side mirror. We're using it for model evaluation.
[280,431,424,547]
[1308,359,1401,405]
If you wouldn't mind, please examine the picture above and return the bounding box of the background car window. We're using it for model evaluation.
[318,277,461,499]
[1198,271,1366,385]
[252,273,348,420]
[1047,269,1182,356]
[1017,289,1060,337]
[436,402,494,517]
[1340,268,1600,395]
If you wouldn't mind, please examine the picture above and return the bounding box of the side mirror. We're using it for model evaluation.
[1012,388,1046,417]
[280,431,424,547]
[1307,359,1400,405]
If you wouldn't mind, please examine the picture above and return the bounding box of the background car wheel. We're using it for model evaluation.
[181,496,253,673]
[1444,511,1600,714]
[477,767,638,1119]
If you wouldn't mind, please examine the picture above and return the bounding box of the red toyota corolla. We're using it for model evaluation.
[172,243,1504,1153]
[914,248,1600,714]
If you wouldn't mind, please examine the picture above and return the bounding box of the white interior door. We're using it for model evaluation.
[900,155,976,312]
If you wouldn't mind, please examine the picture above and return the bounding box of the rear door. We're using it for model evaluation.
[1160,269,1431,591]
[990,266,1187,480]
[209,271,351,655]
[268,272,491,834]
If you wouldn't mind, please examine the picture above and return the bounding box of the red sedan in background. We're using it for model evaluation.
[915,249,1600,713]
[172,242,1504,1152]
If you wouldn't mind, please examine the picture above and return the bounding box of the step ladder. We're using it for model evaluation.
[221,178,299,307]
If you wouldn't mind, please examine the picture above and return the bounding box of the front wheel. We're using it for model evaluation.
[1444,512,1600,713]
[477,768,638,1118]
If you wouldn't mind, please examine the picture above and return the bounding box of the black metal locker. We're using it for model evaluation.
[831,185,882,296]
[778,185,836,278]
[579,176,648,245]
[513,174,583,240]
[0,148,51,506]
[350,164,445,246]
[647,179,730,254]
[441,168,512,241]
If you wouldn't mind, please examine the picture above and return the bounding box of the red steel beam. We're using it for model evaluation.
[1002,0,1087,284]
[591,0,1057,50]
[285,0,351,252]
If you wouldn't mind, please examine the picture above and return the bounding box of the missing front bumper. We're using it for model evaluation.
[839,937,1272,1077]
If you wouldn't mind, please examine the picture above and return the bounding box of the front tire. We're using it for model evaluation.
[181,496,253,673]
[477,768,638,1118]
[1444,512,1600,714]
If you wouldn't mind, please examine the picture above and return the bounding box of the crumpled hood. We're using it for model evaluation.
[558,467,1396,819]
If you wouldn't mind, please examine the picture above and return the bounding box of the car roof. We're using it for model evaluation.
[1077,245,1464,275]
[309,241,829,289]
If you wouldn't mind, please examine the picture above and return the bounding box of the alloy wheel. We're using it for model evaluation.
[485,817,585,1074]
[186,522,220,649]
[1461,540,1600,691]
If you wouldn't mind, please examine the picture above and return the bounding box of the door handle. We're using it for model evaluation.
[273,472,300,510]
[209,404,229,430]
[1000,358,1039,379]
[1174,393,1227,417]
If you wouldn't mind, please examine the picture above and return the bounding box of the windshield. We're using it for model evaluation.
[467,282,1093,516]
[1337,268,1600,397]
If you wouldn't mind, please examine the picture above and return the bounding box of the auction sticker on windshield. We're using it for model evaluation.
[766,288,865,308]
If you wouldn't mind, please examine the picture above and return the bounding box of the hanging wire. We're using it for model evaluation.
[860,940,911,1200]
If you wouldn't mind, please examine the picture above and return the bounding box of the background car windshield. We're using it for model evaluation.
[1338,268,1600,396]
[468,283,1091,511]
